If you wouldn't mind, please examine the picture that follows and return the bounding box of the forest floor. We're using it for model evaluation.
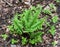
[0,0,60,47]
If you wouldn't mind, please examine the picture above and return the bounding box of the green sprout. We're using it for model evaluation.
[43,9,52,15]
[52,41,57,46]
[52,16,58,23]
[11,39,18,44]
[49,26,56,36]
[22,37,27,45]
[1,34,8,40]
[49,3,56,11]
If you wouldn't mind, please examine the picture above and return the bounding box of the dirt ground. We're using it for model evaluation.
[0,0,60,47]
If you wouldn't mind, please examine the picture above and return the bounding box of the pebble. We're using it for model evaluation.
[59,24,60,27]
[16,45,21,47]
[44,5,50,10]
[11,45,16,47]
[6,28,9,33]
[2,25,6,30]
[58,29,60,31]
[3,8,9,13]
[54,35,59,40]
[6,19,11,24]
[56,25,59,29]
[55,45,58,47]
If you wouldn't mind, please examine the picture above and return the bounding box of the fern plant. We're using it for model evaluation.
[8,5,45,45]
[7,5,58,45]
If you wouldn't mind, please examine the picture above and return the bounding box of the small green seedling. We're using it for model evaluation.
[11,39,18,44]
[43,9,52,15]
[52,16,58,23]
[1,34,8,40]
[52,41,57,46]
[22,37,27,45]
[49,26,56,36]
[49,3,56,11]
[49,3,55,9]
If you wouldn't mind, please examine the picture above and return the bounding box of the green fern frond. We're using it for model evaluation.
[30,18,45,32]
[49,26,56,35]
[29,32,43,44]
[30,6,42,27]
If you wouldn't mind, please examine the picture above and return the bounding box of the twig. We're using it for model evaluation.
[4,0,13,6]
